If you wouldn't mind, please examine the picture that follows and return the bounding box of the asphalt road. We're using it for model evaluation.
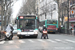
[0,32,75,50]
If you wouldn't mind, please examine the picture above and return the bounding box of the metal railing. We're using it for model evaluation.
[0,31,5,41]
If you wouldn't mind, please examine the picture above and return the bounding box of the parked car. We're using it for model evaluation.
[38,26,43,32]
[13,25,17,34]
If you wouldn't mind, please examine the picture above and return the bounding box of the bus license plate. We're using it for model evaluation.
[50,31,53,32]
[25,35,30,36]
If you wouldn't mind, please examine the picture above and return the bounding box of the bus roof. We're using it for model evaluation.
[40,19,57,22]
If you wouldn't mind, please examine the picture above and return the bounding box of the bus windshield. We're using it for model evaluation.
[47,20,57,24]
[19,20,35,29]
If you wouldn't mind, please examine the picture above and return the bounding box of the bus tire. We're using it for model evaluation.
[19,37,21,39]
[34,36,37,38]
[53,32,55,34]
[35,36,38,38]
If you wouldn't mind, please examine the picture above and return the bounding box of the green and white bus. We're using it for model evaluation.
[39,20,58,33]
[17,15,38,38]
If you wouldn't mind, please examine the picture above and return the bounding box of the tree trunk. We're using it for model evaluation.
[1,0,4,30]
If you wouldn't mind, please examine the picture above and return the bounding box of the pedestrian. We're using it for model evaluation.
[70,26,72,34]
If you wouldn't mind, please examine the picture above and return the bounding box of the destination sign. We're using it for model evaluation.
[19,16,36,19]
[25,17,36,19]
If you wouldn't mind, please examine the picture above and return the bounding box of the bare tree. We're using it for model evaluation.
[40,5,49,19]
[40,3,56,19]
[19,0,36,15]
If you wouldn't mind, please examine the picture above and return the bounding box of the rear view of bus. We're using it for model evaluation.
[46,20,58,33]
[17,15,38,38]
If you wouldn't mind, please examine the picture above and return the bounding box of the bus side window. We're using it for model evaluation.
[20,25,22,28]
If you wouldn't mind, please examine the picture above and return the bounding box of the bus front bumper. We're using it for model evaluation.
[17,32,38,37]
[47,29,58,32]
[17,34,38,37]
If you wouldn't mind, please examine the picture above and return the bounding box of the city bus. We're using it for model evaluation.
[39,19,58,33]
[17,15,38,38]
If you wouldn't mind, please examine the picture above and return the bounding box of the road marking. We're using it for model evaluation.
[37,39,46,42]
[13,36,17,38]
[62,41,68,43]
[55,39,62,41]
[65,39,75,43]
[28,39,35,43]
[18,40,25,43]
[47,39,57,43]
[55,39,68,43]
[8,41,14,44]
[0,41,5,44]
[15,45,20,49]
[13,36,18,39]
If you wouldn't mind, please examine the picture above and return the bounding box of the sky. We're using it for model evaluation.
[11,0,24,19]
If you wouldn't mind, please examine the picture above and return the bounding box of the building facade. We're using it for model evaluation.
[69,0,75,28]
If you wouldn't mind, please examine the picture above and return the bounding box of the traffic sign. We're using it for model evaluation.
[71,10,74,14]
[72,10,74,14]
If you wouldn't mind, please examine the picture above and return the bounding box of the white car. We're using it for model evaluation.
[39,26,43,32]
[13,25,17,34]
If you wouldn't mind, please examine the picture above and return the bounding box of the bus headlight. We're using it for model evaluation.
[17,30,21,34]
[56,28,58,30]
[17,32,21,34]
[34,30,38,34]
[34,32,38,34]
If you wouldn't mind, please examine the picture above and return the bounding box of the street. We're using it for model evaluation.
[0,0,75,50]
[0,32,75,50]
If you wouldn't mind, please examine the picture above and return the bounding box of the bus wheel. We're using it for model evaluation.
[34,36,37,38]
[19,37,21,39]
[53,32,55,34]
